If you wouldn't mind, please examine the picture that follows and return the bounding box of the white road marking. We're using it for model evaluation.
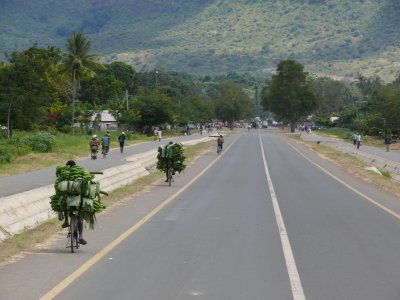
[259,134,306,300]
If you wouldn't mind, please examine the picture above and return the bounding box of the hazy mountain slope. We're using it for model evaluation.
[1,0,399,81]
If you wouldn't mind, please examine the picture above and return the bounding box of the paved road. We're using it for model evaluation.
[0,134,208,197]
[1,130,400,299]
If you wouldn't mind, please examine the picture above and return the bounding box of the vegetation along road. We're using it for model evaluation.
[1,130,400,300]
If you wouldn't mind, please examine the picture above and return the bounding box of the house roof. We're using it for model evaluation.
[91,110,116,122]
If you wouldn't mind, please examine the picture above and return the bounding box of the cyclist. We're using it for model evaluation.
[101,131,110,158]
[89,135,100,159]
[61,160,87,245]
[164,141,174,182]
[217,134,224,153]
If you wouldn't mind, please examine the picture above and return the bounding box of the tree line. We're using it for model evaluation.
[0,32,257,137]
[1,32,399,140]
[262,60,400,138]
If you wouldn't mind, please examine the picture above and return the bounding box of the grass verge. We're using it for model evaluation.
[306,141,400,198]
[0,139,214,265]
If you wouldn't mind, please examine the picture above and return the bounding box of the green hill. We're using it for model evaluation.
[1,0,400,81]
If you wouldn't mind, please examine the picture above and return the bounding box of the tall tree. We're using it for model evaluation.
[262,60,318,132]
[133,92,174,129]
[0,46,61,132]
[61,32,101,133]
[214,81,254,124]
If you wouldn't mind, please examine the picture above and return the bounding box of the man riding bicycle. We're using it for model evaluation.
[164,141,175,182]
[217,134,224,152]
[61,160,87,245]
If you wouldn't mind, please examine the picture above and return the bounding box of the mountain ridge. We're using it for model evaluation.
[1,0,399,81]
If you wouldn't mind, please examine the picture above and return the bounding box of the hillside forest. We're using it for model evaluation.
[1,0,400,81]
[0,33,400,157]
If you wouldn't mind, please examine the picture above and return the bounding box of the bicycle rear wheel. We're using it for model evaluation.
[168,169,173,186]
[69,215,79,253]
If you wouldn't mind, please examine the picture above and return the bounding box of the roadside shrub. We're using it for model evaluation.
[7,138,31,156]
[22,131,56,152]
[0,147,11,163]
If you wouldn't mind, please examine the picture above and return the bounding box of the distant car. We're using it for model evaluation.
[310,123,321,130]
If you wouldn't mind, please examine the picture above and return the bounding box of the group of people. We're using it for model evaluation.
[89,131,126,159]
[351,132,362,149]
[153,128,162,142]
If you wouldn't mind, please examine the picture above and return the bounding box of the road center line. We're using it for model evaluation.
[40,134,241,300]
[287,141,400,221]
[259,134,306,300]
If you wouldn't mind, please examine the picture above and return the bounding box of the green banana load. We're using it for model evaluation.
[156,142,186,173]
[50,165,107,229]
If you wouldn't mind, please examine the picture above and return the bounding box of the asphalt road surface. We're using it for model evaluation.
[1,130,400,300]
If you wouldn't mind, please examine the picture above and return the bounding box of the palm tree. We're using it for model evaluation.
[62,32,101,134]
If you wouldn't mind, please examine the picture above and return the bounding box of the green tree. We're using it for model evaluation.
[80,75,125,108]
[133,92,174,129]
[262,60,318,132]
[309,76,346,115]
[214,81,254,124]
[104,62,139,96]
[180,95,214,125]
[0,46,61,132]
[371,85,400,134]
[61,32,101,133]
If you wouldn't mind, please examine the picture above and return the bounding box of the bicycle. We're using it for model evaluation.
[217,144,222,155]
[167,167,174,187]
[66,211,80,253]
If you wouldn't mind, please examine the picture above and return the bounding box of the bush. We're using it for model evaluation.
[8,138,31,156]
[22,131,56,152]
[0,147,11,163]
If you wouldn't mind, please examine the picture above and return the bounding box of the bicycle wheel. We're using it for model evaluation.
[168,169,173,187]
[69,215,78,253]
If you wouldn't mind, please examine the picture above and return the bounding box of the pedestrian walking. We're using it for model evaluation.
[157,129,162,142]
[118,131,126,153]
[153,128,158,142]
[352,132,357,146]
[356,133,362,149]
[384,132,391,152]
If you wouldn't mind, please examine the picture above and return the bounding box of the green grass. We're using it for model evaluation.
[0,130,151,175]
[317,127,354,140]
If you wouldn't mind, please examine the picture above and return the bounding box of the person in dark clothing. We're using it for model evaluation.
[217,135,224,154]
[118,131,126,153]
[384,132,392,152]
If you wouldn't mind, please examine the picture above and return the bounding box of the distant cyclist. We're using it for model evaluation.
[164,141,174,181]
[89,135,100,159]
[217,134,224,154]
